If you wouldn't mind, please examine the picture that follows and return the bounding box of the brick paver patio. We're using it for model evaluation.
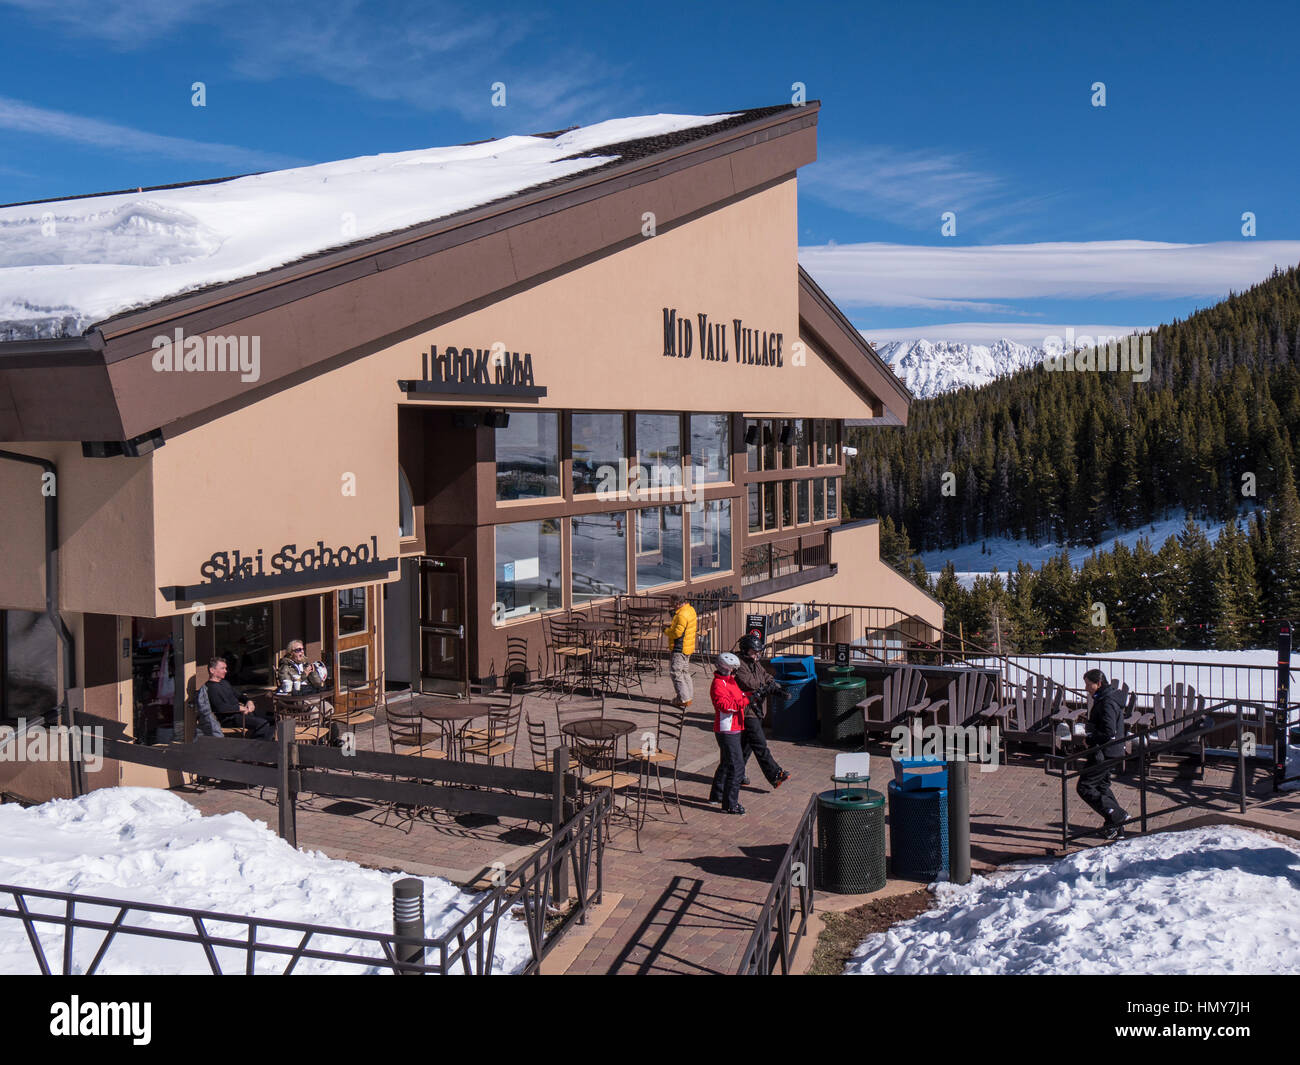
[179,663,1290,974]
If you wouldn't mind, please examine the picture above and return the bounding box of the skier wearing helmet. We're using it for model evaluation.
[708,651,749,814]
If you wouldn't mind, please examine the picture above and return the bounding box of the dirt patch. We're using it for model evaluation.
[807,888,933,975]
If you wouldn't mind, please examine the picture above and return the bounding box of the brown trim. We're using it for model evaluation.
[797,266,912,425]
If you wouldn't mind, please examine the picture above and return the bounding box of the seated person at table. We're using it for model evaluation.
[200,656,275,740]
[277,640,328,690]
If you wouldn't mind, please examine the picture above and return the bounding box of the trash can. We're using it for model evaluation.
[817,782,887,894]
[887,758,949,881]
[769,655,818,741]
[818,676,867,746]
[822,663,856,681]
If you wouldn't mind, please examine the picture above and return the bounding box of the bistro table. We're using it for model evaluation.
[560,717,643,845]
[412,696,493,760]
[271,687,333,742]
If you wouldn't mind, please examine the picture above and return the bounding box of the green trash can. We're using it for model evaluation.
[823,664,856,681]
[818,676,866,746]
[817,786,887,894]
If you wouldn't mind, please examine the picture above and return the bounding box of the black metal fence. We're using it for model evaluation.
[0,790,610,975]
[737,793,817,975]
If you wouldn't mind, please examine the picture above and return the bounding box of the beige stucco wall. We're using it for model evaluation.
[0,444,155,616]
[149,353,400,616]
[375,180,879,420]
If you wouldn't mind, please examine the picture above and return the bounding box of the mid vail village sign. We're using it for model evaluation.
[662,308,784,366]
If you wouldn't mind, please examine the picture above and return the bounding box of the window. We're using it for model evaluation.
[495,519,562,621]
[337,587,368,636]
[214,603,273,686]
[824,420,838,465]
[571,512,628,603]
[636,413,683,493]
[794,418,810,467]
[636,506,683,589]
[495,412,560,501]
[796,480,809,524]
[745,419,760,473]
[690,414,731,484]
[2,610,56,722]
[763,482,777,530]
[398,466,415,538]
[813,478,826,522]
[748,483,761,533]
[782,480,794,527]
[690,499,732,577]
[761,419,777,471]
[827,477,839,520]
[572,412,625,496]
[337,647,368,689]
[812,420,825,466]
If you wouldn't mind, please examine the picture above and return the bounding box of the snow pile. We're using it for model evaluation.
[0,787,532,974]
[0,112,731,339]
[848,826,1300,974]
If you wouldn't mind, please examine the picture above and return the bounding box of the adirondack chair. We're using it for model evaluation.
[933,671,999,728]
[857,667,933,740]
[986,675,1064,749]
[1143,682,1210,767]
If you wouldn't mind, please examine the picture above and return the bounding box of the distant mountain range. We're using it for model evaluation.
[872,338,1050,398]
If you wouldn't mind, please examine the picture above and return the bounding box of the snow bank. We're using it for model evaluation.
[848,826,1300,974]
[0,112,731,339]
[0,787,531,974]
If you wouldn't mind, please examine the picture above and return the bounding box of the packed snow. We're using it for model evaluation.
[0,787,532,974]
[848,826,1300,974]
[874,337,1052,398]
[0,112,731,339]
[923,510,1252,589]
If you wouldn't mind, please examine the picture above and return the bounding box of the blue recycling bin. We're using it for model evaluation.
[887,757,949,880]
[769,654,818,740]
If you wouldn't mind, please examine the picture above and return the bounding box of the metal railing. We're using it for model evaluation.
[737,793,817,975]
[741,530,832,586]
[0,791,610,975]
[1045,700,1263,851]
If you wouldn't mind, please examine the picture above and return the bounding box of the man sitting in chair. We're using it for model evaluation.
[199,656,275,740]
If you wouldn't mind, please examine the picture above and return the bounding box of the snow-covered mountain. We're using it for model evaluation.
[874,338,1048,398]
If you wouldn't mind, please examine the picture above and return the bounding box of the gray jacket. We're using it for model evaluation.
[194,685,224,739]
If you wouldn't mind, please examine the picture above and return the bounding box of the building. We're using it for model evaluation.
[0,102,942,797]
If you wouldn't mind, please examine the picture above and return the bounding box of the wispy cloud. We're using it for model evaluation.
[1,0,635,129]
[799,240,1300,311]
[801,144,1053,236]
[0,96,303,172]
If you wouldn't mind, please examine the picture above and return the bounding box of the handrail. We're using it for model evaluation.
[737,793,817,975]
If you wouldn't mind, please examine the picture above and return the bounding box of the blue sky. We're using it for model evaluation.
[3,0,1298,344]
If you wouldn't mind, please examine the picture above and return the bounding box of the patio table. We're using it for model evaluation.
[412,697,493,760]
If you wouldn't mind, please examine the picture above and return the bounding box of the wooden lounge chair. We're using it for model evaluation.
[857,667,933,740]
[932,671,999,728]
[986,675,1064,749]
[1143,682,1210,768]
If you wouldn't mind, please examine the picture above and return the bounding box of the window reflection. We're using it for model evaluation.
[572,412,625,495]
[495,413,560,500]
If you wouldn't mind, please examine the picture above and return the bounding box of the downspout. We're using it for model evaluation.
[0,449,81,797]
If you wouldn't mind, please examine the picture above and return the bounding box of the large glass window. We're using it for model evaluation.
[690,499,732,577]
[2,610,56,722]
[635,413,683,494]
[572,412,625,497]
[794,419,810,467]
[495,519,562,621]
[745,419,760,473]
[813,478,826,522]
[635,506,683,589]
[782,480,794,527]
[690,414,731,484]
[824,420,838,465]
[761,419,777,471]
[748,483,761,533]
[797,480,810,524]
[495,412,560,501]
[763,482,777,530]
[827,477,839,520]
[812,420,825,466]
[571,512,628,603]
[338,587,368,636]
[214,603,273,686]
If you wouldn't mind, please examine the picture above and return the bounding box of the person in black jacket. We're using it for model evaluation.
[1078,669,1129,839]
[731,635,791,791]
[202,656,276,741]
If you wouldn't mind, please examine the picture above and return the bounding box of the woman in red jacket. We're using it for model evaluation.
[708,652,749,814]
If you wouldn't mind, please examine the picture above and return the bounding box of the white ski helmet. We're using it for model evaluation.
[716,652,741,673]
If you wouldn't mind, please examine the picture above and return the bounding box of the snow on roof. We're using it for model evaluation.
[0,112,734,341]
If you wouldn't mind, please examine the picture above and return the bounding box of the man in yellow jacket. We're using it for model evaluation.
[664,593,697,707]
